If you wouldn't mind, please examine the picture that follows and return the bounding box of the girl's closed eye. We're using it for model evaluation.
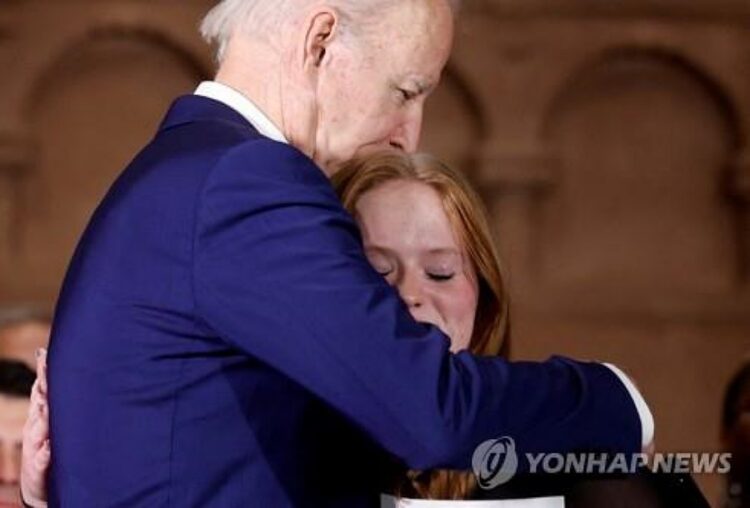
[365,250,395,277]
[376,267,394,277]
[425,267,455,282]
[427,272,454,282]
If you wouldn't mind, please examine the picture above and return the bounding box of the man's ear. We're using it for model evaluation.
[303,9,338,71]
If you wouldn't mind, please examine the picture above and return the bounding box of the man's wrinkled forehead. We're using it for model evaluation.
[374,3,453,72]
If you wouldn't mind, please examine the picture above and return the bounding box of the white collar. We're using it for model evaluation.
[194,81,288,144]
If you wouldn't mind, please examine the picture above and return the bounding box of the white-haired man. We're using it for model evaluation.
[24,1,652,506]
[200,0,457,170]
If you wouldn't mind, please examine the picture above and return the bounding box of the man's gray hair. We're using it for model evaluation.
[200,0,460,62]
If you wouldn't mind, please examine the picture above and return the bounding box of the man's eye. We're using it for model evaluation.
[398,88,416,102]
[427,272,454,282]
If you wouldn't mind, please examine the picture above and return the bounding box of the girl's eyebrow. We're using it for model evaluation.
[363,246,462,258]
[424,248,460,256]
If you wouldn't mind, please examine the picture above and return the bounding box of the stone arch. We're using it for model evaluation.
[544,47,741,143]
[14,27,207,301]
[25,23,209,115]
[419,63,488,176]
[536,47,743,296]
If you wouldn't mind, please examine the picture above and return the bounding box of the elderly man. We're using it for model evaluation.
[36,0,652,506]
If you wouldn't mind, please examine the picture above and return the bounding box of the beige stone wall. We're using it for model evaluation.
[1,1,749,504]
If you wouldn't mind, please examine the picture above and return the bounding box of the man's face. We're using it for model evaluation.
[0,395,29,506]
[313,0,454,171]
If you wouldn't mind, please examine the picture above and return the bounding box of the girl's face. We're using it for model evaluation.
[355,179,479,352]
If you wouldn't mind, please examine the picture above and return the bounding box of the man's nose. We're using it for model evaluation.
[389,104,424,153]
[0,443,20,485]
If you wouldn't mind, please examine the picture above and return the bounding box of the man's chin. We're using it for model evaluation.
[324,146,403,177]
[310,152,341,177]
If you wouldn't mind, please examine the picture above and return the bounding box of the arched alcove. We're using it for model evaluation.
[419,64,487,175]
[536,48,741,295]
[16,29,206,301]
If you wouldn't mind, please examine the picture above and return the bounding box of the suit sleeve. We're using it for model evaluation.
[193,139,643,470]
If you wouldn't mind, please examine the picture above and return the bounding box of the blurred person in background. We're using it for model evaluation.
[0,312,50,507]
[0,359,36,508]
[722,361,750,508]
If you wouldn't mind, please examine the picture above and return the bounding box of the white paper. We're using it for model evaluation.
[380,494,565,508]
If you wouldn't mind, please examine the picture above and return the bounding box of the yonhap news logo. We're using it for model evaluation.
[471,436,733,490]
[471,436,519,489]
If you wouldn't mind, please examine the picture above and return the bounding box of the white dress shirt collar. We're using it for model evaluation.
[194,81,288,144]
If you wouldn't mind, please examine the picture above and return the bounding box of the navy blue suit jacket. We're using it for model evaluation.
[48,95,641,507]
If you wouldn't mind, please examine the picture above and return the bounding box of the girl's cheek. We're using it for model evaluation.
[434,284,478,352]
